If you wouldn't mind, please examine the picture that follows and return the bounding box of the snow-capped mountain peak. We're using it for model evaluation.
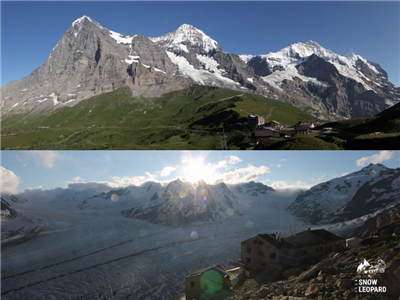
[239,39,390,102]
[288,164,400,224]
[150,23,220,54]
[357,163,388,175]
[71,15,107,33]
[72,15,94,26]
[276,40,330,59]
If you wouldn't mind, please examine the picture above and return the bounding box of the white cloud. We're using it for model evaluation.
[25,151,67,168]
[109,172,165,187]
[280,158,287,162]
[145,171,158,180]
[179,153,271,185]
[228,155,242,164]
[160,166,176,177]
[217,165,271,184]
[277,164,282,168]
[356,151,398,167]
[271,180,311,191]
[111,175,147,187]
[71,176,86,183]
[26,186,43,190]
[1,166,20,194]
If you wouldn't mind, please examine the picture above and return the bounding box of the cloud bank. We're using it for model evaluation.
[1,166,20,194]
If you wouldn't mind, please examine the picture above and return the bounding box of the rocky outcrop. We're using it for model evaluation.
[353,203,400,239]
[1,198,21,219]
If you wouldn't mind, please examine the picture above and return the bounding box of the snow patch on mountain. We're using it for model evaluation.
[50,92,59,106]
[109,30,137,44]
[125,55,140,64]
[261,64,331,92]
[167,51,240,87]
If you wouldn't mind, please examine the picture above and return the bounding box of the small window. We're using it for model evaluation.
[269,253,276,260]
[204,284,208,291]
[190,281,195,288]
[258,241,264,245]
[259,250,265,257]
[246,247,252,253]
[246,258,251,263]
[253,239,258,244]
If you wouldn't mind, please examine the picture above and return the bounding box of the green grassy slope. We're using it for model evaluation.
[1,85,316,150]
[316,102,400,150]
[255,136,341,150]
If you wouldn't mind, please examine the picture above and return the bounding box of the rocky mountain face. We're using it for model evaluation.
[233,181,275,197]
[1,16,188,115]
[1,198,22,219]
[288,164,400,224]
[77,182,163,210]
[121,179,242,226]
[2,16,399,120]
[353,203,400,239]
[1,196,31,222]
[1,194,28,204]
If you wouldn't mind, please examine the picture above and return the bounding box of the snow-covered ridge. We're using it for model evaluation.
[288,163,400,224]
[241,40,382,91]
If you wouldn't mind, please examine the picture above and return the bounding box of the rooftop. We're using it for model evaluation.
[254,229,343,249]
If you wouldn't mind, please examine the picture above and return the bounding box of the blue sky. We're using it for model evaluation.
[1,150,399,193]
[1,1,399,86]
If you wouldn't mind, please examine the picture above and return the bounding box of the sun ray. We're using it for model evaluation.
[181,154,215,183]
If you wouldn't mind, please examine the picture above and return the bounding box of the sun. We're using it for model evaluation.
[182,157,214,183]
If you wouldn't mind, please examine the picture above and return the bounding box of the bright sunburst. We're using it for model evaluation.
[182,156,215,183]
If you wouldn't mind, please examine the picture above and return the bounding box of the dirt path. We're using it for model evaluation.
[265,106,276,119]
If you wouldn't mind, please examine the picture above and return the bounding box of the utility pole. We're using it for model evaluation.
[219,127,228,150]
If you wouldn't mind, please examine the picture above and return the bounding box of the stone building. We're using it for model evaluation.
[248,115,265,129]
[240,229,345,272]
